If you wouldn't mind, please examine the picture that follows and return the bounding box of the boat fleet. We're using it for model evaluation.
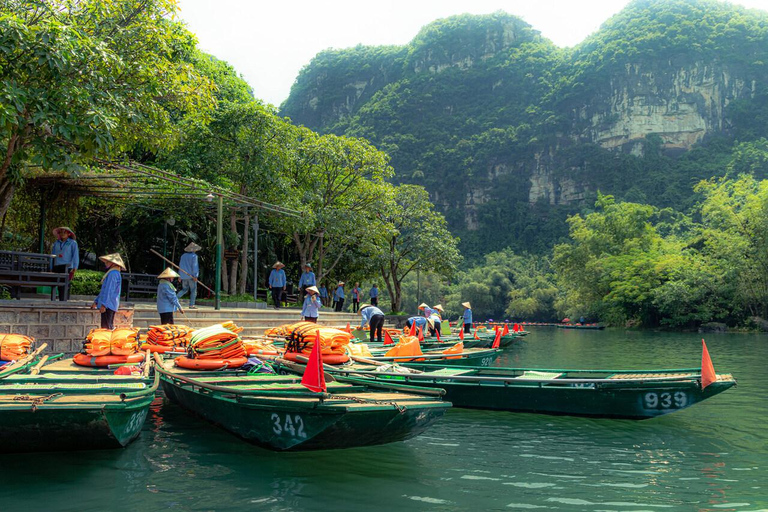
[0,321,736,453]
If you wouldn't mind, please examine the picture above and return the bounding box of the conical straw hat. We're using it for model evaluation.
[306,286,319,295]
[418,303,429,309]
[273,261,285,268]
[52,226,76,239]
[358,304,371,314]
[158,268,179,279]
[461,302,471,309]
[433,304,444,312]
[185,242,202,252]
[99,253,125,270]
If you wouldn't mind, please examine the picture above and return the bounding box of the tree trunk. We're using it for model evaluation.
[239,213,249,295]
[0,177,15,235]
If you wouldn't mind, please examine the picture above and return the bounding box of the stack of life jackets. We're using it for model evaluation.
[143,324,193,353]
[175,324,247,370]
[83,328,140,356]
[384,336,425,362]
[0,333,32,361]
[271,322,353,364]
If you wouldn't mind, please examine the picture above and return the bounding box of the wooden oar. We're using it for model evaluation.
[0,343,48,377]
[150,249,214,293]
[29,355,50,375]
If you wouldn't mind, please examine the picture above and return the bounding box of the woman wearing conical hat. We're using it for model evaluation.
[177,242,201,309]
[91,253,125,329]
[461,302,473,334]
[51,226,79,301]
[157,268,184,325]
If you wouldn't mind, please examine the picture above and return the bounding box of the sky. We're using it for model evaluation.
[176,0,768,108]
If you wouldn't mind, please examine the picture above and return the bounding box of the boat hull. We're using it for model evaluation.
[160,379,448,451]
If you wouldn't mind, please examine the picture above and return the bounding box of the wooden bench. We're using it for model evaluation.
[122,273,158,301]
[0,250,69,300]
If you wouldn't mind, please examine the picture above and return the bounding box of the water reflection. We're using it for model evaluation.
[0,329,766,511]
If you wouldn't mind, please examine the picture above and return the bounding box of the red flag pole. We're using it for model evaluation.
[491,328,502,349]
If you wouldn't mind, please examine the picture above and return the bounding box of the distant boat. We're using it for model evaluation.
[556,324,605,330]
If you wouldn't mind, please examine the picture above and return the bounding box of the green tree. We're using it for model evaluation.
[0,0,213,219]
[380,184,461,313]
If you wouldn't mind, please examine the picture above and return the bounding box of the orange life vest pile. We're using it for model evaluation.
[142,324,193,352]
[271,322,353,364]
[175,323,247,370]
[383,335,424,362]
[83,328,140,356]
[0,333,33,361]
[242,339,281,357]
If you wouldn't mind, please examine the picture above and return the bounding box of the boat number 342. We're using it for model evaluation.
[271,413,307,438]
[643,391,687,410]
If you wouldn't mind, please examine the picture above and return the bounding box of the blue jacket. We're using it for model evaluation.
[179,252,199,279]
[269,269,286,288]
[369,286,379,298]
[298,271,316,288]
[334,286,345,300]
[301,294,322,318]
[360,306,384,328]
[94,269,121,312]
[407,316,427,328]
[157,280,182,314]
[351,287,361,301]
[52,238,79,270]
[319,286,328,298]
[428,313,442,326]
[463,308,473,325]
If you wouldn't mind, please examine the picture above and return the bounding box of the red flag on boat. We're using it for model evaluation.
[436,327,441,342]
[409,321,417,337]
[384,330,395,346]
[418,325,424,342]
[473,328,480,340]
[458,327,465,341]
[701,339,717,389]
[345,322,351,334]
[301,332,326,393]
[491,328,502,349]
[502,324,509,336]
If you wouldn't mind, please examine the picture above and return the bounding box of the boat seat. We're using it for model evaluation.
[516,371,563,380]
[0,382,147,390]
[426,368,475,377]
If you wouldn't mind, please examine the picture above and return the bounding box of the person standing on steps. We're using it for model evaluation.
[177,242,201,309]
[318,283,329,307]
[301,286,322,323]
[268,261,286,309]
[91,253,125,329]
[351,282,362,313]
[359,304,385,344]
[298,263,316,302]
[334,281,345,312]
[157,268,183,325]
[462,302,473,334]
[369,283,379,306]
[51,226,79,301]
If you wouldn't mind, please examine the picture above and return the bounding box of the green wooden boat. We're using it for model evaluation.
[315,363,737,420]
[556,324,605,330]
[156,357,450,451]
[0,349,158,453]
[362,347,503,367]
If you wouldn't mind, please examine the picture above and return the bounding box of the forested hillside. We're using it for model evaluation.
[281,0,768,261]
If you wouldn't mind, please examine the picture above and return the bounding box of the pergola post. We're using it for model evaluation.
[253,213,259,302]
[215,194,223,310]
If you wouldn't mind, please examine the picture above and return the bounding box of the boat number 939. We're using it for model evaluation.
[271,413,307,438]
[643,391,687,410]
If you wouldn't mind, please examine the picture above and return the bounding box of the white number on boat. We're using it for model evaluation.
[271,413,307,438]
[480,357,493,367]
[643,391,688,410]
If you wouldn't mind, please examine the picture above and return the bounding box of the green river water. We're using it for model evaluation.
[0,329,765,511]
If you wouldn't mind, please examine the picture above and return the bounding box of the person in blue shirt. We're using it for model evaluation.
[157,268,183,324]
[298,263,316,301]
[318,283,329,307]
[301,286,322,323]
[369,284,379,306]
[351,282,362,313]
[268,261,286,309]
[462,301,473,334]
[51,226,79,301]
[359,304,385,344]
[405,316,428,331]
[334,281,345,312]
[91,253,124,329]
[427,312,442,337]
[176,242,201,309]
